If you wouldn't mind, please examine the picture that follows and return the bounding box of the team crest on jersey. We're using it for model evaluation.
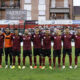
[39,35,40,37]
[44,37,46,39]
[34,35,35,38]
[54,37,56,39]
[69,35,71,38]
[75,36,78,38]
[13,36,15,39]
[23,38,26,40]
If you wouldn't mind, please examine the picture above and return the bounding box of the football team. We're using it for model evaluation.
[0,27,80,70]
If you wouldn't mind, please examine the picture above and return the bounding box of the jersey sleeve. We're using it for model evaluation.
[61,34,64,40]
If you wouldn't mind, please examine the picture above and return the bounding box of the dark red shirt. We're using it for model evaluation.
[32,34,42,49]
[0,35,4,49]
[22,35,32,50]
[12,35,22,51]
[53,35,62,50]
[62,34,73,49]
[43,35,51,49]
[74,35,80,48]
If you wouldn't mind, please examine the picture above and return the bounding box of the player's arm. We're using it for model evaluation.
[72,32,75,39]
[61,34,64,41]
[31,34,34,41]
[22,35,24,41]
[20,35,23,42]
[11,33,14,40]
[50,34,53,41]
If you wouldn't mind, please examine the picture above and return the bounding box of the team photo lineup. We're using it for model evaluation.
[1,0,80,79]
[0,26,80,70]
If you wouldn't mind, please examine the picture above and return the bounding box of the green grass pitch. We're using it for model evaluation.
[0,47,80,80]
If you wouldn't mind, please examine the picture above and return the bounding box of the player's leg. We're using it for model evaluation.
[53,56,56,69]
[74,48,79,69]
[0,55,2,68]
[48,56,52,69]
[18,51,21,69]
[5,48,8,69]
[9,54,12,68]
[58,56,61,69]
[12,56,16,69]
[42,56,45,69]
[53,50,56,69]
[22,56,26,69]
[75,56,78,69]
[28,50,33,69]
[62,49,66,69]
[69,54,72,69]
[33,49,37,69]
[58,50,61,69]
[9,48,12,68]
[67,49,72,69]
[39,56,42,68]
[48,49,52,69]
[62,54,66,69]
[18,56,21,69]
[22,50,26,69]
[39,49,42,69]
[22,50,33,69]
[42,49,46,69]
[0,48,3,68]
[11,50,16,69]
[29,56,33,69]
[34,56,37,68]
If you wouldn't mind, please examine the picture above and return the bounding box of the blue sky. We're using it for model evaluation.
[73,0,80,6]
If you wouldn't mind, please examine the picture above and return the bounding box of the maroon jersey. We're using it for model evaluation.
[62,34,73,49]
[53,35,62,50]
[32,34,42,49]
[22,35,32,50]
[74,35,80,48]
[12,35,21,51]
[43,35,51,49]
[0,35,4,49]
